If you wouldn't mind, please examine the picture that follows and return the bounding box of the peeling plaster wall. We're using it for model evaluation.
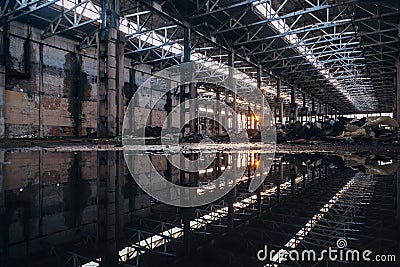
[1,21,177,138]
[2,22,101,138]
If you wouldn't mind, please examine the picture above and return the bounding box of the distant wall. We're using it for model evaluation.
[0,22,171,138]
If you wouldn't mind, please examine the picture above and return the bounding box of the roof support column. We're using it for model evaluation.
[311,98,316,122]
[275,78,283,124]
[97,0,124,137]
[325,104,329,119]
[257,66,265,128]
[289,86,297,124]
[227,51,235,132]
[301,92,307,123]
[318,101,322,121]
[180,26,196,254]
[396,58,400,123]
[0,27,5,138]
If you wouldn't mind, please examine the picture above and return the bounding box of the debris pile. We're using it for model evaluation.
[278,116,399,143]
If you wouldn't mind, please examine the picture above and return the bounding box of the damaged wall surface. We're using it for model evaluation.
[0,21,168,138]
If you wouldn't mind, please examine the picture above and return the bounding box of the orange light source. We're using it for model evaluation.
[254,160,260,167]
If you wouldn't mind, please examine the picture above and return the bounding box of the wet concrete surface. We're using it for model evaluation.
[1,138,400,156]
[0,148,399,267]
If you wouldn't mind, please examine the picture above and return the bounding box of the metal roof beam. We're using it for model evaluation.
[212,1,354,35]
[234,19,351,46]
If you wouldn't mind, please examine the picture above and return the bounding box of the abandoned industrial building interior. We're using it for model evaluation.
[1,0,400,266]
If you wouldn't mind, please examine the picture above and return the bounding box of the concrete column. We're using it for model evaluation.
[302,92,306,123]
[325,104,329,118]
[396,58,400,123]
[289,86,297,123]
[311,98,316,122]
[38,43,44,137]
[318,102,322,121]
[97,0,124,137]
[257,67,265,127]
[275,77,281,124]
[227,51,236,131]
[0,28,5,138]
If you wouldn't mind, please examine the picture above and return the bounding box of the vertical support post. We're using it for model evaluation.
[396,58,400,123]
[302,92,306,123]
[257,67,264,127]
[116,32,125,136]
[97,0,124,137]
[0,27,5,138]
[227,51,236,132]
[38,43,44,137]
[311,98,315,122]
[289,86,297,123]
[318,101,322,121]
[276,78,283,124]
[325,104,329,119]
[182,26,196,254]
[180,27,196,135]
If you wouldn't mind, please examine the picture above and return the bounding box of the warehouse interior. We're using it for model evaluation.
[0,0,400,266]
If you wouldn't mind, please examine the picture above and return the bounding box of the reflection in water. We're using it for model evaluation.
[64,152,91,229]
[0,149,399,267]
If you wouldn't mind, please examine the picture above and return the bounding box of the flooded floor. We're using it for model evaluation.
[0,147,399,266]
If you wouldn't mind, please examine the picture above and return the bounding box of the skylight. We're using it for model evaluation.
[253,1,377,111]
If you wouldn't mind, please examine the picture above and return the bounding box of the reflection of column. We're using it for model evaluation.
[0,149,5,260]
[127,172,138,219]
[290,162,296,194]
[397,166,400,224]
[227,153,236,230]
[63,152,91,228]
[180,207,193,256]
[277,159,283,203]
[97,151,124,266]
[311,166,315,183]
[227,187,236,230]
[0,151,4,258]
[228,153,237,229]
[0,151,4,215]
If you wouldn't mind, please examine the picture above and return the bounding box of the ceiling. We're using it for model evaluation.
[1,0,399,113]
